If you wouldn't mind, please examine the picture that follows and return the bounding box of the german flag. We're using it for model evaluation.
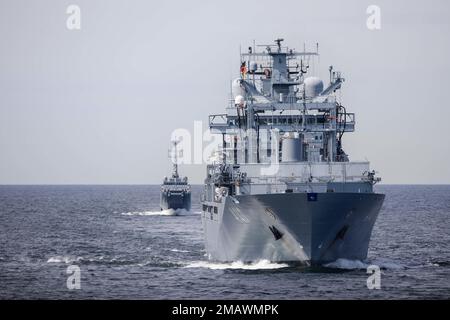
[240,62,247,79]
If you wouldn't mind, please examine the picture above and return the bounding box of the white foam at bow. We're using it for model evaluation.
[47,256,80,264]
[184,259,289,270]
[120,208,196,216]
[323,258,404,270]
[323,259,369,270]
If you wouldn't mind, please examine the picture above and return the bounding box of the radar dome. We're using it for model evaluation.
[304,77,324,98]
[231,78,246,98]
[234,95,245,106]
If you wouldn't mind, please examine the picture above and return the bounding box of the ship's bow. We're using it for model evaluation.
[202,192,385,264]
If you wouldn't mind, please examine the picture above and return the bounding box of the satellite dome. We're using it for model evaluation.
[234,95,245,106]
[304,77,324,98]
[231,78,246,98]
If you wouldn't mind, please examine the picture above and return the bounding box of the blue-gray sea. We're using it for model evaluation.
[0,185,449,299]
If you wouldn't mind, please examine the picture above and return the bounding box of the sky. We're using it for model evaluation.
[0,0,449,184]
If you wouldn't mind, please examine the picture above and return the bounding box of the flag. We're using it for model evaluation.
[240,62,247,79]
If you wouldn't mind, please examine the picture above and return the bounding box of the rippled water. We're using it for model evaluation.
[0,185,449,299]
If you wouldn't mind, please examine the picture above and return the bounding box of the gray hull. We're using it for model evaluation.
[201,192,384,264]
[160,191,191,211]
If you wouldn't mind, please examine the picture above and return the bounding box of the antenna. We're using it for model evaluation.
[171,139,180,178]
[275,38,284,52]
[316,42,320,65]
[329,65,333,84]
[230,78,233,107]
[239,44,242,63]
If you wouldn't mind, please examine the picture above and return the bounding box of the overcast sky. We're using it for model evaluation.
[1,0,449,184]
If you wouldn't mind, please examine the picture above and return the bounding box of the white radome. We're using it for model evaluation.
[303,76,324,98]
[234,95,245,106]
[231,78,246,98]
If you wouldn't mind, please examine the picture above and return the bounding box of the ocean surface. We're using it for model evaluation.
[0,185,449,299]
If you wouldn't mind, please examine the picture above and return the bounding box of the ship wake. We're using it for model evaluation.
[323,258,404,270]
[184,259,289,270]
[120,209,198,216]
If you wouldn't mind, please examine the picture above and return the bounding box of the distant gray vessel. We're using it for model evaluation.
[201,39,384,265]
[160,140,191,211]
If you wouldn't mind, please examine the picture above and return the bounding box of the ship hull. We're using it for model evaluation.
[160,191,191,211]
[201,192,384,265]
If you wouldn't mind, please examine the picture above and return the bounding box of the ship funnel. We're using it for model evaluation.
[281,132,303,162]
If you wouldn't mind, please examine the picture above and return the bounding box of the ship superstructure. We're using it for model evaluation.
[201,39,384,264]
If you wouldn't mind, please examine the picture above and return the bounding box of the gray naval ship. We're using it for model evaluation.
[201,39,384,265]
[160,140,191,211]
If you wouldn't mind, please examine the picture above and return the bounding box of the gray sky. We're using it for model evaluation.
[1,0,449,184]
